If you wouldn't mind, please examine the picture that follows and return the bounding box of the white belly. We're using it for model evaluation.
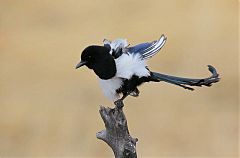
[99,77,123,101]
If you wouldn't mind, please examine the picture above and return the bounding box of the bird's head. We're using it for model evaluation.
[75,45,117,80]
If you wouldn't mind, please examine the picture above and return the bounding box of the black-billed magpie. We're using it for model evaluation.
[76,35,219,107]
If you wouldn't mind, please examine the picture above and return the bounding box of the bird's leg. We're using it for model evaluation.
[114,92,129,109]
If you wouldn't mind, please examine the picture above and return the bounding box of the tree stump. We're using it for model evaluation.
[96,105,138,158]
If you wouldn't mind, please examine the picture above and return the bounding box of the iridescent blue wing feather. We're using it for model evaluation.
[128,35,167,60]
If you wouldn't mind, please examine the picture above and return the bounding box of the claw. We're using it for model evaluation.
[129,88,140,97]
[114,100,124,109]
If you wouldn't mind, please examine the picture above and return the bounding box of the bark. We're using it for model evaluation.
[96,105,137,158]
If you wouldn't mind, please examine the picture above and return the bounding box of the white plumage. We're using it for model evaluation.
[99,77,122,101]
[103,38,128,56]
[115,53,149,79]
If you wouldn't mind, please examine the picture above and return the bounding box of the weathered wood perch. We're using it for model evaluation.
[96,105,138,158]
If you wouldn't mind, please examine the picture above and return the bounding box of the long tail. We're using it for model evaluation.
[151,65,220,90]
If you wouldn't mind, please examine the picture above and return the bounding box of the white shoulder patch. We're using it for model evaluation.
[115,53,150,79]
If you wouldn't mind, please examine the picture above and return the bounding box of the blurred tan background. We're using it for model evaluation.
[0,0,238,157]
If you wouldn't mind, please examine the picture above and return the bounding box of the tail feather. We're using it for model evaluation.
[151,65,220,90]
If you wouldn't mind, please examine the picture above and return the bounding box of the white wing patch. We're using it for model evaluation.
[103,38,128,55]
[110,39,128,50]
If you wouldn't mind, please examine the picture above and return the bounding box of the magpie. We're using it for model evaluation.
[76,35,219,107]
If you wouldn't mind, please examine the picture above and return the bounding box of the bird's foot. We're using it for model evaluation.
[114,99,124,109]
[129,88,139,97]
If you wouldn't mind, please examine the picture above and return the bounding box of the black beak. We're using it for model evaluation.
[75,60,87,69]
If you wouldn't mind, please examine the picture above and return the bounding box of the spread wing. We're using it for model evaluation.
[127,35,167,60]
